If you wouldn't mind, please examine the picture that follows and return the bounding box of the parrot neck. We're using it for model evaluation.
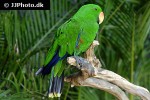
[73,14,98,24]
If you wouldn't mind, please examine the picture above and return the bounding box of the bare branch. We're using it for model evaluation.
[65,73,129,100]
[65,40,150,100]
[95,68,150,100]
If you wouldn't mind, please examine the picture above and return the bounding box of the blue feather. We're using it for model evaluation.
[75,29,83,48]
[76,32,81,48]
[35,49,68,97]
[39,50,68,76]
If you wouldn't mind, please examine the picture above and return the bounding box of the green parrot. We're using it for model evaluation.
[36,4,104,98]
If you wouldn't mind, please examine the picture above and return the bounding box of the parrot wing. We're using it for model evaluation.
[42,18,82,76]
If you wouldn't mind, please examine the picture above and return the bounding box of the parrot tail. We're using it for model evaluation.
[48,72,64,98]
[35,50,68,98]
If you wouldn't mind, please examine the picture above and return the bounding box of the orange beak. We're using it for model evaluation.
[99,12,104,24]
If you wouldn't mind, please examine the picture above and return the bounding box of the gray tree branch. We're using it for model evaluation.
[64,40,150,100]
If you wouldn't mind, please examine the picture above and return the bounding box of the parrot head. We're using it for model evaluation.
[75,4,104,24]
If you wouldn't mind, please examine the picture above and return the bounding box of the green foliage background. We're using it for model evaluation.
[0,0,150,100]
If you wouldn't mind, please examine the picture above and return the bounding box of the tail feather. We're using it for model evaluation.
[58,74,64,96]
[48,73,64,98]
[35,49,68,98]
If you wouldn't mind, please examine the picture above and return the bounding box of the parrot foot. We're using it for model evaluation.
[70,56,97,77]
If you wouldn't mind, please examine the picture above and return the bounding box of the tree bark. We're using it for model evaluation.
[64,40,150,100]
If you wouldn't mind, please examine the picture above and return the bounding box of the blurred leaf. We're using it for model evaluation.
[0,0,150,100]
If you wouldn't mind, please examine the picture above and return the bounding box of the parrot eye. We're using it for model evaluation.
[94,8,97,10]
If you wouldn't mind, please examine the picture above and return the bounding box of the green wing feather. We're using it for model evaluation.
[44,16,99,76]
[44,19,81,76]
[57,60,66,77]
[44,40,58,66]
[54,60,62,77]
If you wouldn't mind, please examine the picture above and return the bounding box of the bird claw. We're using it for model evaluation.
[73,56,83,69]
[73,56,97,77]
